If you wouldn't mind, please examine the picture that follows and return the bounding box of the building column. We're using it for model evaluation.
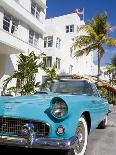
[0,6,4,29]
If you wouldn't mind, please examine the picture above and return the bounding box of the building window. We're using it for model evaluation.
[31,1,41,19]
[56,58,61,69]
[44,36,53,48]
[44,37,47,48]
[70,25,74,32]
[3,14,10,32]
[29,30,40,47]
[69,65,73,74]
[56,37,61,48]
[3,13,18,34]
[34,33,40,46]
[66,25,74,33]
[29,30,34,45]
[43,57,52,67]
[66,25,69,33]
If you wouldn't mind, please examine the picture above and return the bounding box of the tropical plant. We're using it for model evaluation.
[105,55,116,85]
[40,63,57,89]
[72,12,116,81]
[97,86,113,104]
[44,63,57,81]
[3,51,45,96]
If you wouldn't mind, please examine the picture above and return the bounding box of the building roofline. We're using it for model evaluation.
[46,12,81,20]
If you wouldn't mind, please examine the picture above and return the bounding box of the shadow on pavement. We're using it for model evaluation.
[0,146,66,155]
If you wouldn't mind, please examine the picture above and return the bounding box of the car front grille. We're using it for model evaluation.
[0,117,50,137]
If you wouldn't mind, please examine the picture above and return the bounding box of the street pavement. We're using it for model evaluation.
[85,105,116,155]
[0,106,116,155]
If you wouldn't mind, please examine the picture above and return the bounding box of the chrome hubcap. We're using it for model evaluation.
[75,122,85,154]
[78,133,83,143]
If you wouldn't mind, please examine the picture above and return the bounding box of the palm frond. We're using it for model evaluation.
[105,38,116,46]
[72,35,95,51]
[81,25,97,39]
[74,43,97,57]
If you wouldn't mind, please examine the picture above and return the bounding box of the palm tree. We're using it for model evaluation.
[111,55,116,67]
[72,12,116,81]
[3,51,45,96]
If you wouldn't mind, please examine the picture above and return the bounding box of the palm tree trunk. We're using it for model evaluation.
[97,50,101,81]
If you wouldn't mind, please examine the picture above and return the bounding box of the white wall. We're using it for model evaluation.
[0,54,6,92]
[18,21,29,42]
[0,6,4,29]
[0,0,46,95]
[0,55,6,79]
[0,0,45,34]
[0,54,17,92]
[18,0,46,24]
[44,13,94,76]
[18,0,31,12]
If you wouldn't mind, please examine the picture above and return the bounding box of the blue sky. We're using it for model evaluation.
[46,0,116,66]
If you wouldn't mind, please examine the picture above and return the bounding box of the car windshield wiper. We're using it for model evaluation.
[34,91,48,94]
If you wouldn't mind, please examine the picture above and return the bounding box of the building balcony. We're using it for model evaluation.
[0,0,45,34]
[34,0,46,8]
[0,28,42,55]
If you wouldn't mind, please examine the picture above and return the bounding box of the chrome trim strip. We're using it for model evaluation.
[0,135,76,149]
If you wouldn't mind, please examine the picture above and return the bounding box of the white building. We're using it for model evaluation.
[0,0,46,93]
[43,13,94,76]
[0,2,95,94]
[92,65,110,82]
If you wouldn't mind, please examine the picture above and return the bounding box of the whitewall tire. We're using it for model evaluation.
[74,117,88,155]
[63,116,88,155]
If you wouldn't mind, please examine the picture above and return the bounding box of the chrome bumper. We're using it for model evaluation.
[0,135,76,149]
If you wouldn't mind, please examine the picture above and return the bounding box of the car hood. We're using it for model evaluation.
[0,93,56,120]
[0,92,94,120]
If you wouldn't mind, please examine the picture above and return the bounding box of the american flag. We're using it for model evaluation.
[74,8,84,15]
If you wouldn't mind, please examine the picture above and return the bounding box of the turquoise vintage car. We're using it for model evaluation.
[0,79,109,155]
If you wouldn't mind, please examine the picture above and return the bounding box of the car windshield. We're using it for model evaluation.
[41,80,93,96]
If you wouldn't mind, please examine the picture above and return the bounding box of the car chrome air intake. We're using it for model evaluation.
[0,117,50,137]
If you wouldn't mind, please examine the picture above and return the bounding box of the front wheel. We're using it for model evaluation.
[63,116,88,155]
[98,115,108,129]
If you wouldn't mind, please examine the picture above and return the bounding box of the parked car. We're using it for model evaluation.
[0,79,109,155]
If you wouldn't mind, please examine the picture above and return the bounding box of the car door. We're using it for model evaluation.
[90,83,108,127]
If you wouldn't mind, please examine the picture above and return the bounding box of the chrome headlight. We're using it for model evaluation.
[51,98,68,118]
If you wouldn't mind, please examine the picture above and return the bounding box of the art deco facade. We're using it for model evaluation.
[0,0,46,93]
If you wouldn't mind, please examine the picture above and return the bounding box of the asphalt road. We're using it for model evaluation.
[85,105,116,155]
[0,106,116,155]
